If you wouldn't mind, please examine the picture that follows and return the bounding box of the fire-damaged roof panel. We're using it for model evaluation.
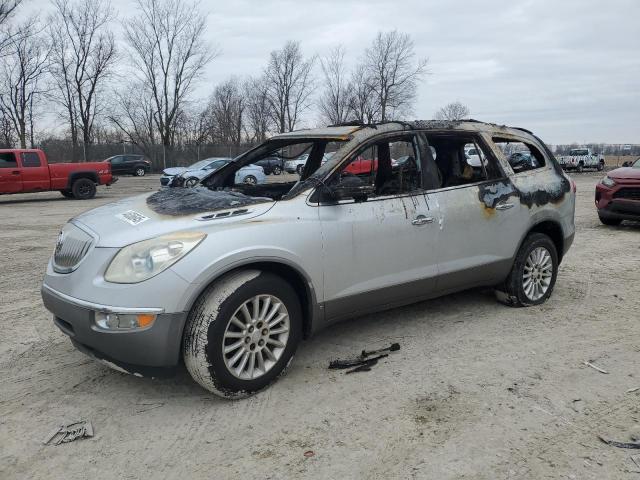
[270,126,361,140]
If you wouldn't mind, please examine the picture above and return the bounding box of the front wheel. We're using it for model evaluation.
[599,215,622,226]
[134,167,146,177]
[243,175,257,185]
[184,177,199,188]
[296,165,303,175]
[273,165,282,175]
[496,233,558,307]
[183,270,302,398]
[597,162,604,171]
[576,163,584,173]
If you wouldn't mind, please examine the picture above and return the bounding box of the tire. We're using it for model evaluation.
[134,167,146,177]
[576,163,583,173]
[273,165,282,175]
[597,162,604,171]
[184,177,199,188]
[296,165,303,175]
[243,175,257,185]
[183,270,302,398]
[495,233,558,307]
[599,215,622,226]
[60,190,74,199]
[71,178,96,200]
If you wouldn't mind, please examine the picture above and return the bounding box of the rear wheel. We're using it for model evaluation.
[597,161,604,171]
[60,190,74,199]
[134,167,146,177]
[183,270,302,398]
[599,215,622,226]
[71,178,96,200]
[496,233,558,307]
[273,165,282,175]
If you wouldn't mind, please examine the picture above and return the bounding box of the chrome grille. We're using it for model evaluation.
[53,223,94,273]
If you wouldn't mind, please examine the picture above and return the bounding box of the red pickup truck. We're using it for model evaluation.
[0,149,114,199]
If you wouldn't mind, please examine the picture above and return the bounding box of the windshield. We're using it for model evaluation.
[199,137,350,201]
[570,149,588,156]
[186,160,212,170]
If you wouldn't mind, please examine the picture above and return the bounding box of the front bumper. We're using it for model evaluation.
[595,184,640,221]
[41,284,186,375]
[160,175,173,186]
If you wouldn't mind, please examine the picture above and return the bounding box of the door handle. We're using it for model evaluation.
[412,215,435,226]
[12,170,20,175]
[495,202,514,211]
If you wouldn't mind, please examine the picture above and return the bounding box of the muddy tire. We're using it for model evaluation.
[599,215,622,226]
[495,233,558,307]
[71,178,96,200]
[60,190,74,199]
[183,270,302,399]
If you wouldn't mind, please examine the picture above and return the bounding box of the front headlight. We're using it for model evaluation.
[105,232,206,283]
[600,176,616,187]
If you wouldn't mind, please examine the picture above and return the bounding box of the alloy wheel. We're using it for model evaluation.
[522,246,553,301]
[222,294,290,380]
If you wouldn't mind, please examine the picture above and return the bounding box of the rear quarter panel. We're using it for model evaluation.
[49,161,112,189]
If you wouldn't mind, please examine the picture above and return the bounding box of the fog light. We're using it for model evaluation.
[95,312,157,330]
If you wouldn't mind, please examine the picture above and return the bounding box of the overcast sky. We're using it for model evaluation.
[26,0,640,144]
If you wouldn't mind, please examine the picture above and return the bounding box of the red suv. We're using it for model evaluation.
[595,158,640,225]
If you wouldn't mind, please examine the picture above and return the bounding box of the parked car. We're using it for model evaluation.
[41,120,575,398]
[595,157,640,225]
[160,158,230,186]
[254,156,284,175]
[558,148,605,172]
[104,154,151,176]
[0,149,114,199]
[464,146,483,167]
[284,154,309,174]
[167,158,266,187]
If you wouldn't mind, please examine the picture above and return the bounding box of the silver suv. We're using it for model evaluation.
[42,121,576,398]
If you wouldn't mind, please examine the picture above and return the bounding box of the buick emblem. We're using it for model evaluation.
[55,231,65,255]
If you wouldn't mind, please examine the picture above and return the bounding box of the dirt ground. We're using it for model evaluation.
[1,173,639,480]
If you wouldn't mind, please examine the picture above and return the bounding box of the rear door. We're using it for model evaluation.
[19,151,50,192]
[319,133,441,321]
[0,152,22,193]
[424,132,525,292]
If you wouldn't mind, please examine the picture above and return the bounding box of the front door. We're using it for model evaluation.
[318,133,441,322]
[0,152,22,193]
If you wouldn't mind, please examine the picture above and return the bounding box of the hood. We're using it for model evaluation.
[608,167,640,181]
[73,189,275,248]
[162,167,187,176]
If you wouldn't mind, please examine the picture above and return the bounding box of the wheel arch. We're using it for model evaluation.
[181,259,318,344]
[67,171,98,189]
[524,220,565,264]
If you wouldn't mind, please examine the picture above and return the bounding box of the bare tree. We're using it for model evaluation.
[0,0,22,54]
[124,0,218,168]
[363,30,427,121]
[203,77,245,145]
[0,110,15,146]
[318,45,352,125]
[48,0,116,161]
[434,101,470,121]
[0,20,48,148]
[243,76,271,143]
[348,64,379,124]
[265,41,315,133]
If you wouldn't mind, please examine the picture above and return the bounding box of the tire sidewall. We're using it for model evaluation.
[135,167,145,176]
[273,166,282,175]
[244,175,257,184]
[72,178,96,199]
[188,272,302,397]
[512,234,558,306]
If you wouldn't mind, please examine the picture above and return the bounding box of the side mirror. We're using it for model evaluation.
[331,183,375,202]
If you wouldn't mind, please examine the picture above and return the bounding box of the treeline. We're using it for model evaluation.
[554,144,640,156]
[0,0,429,168]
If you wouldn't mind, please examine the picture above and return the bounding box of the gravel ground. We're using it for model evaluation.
[1,173,639,480]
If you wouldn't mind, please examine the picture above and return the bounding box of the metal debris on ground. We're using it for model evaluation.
[627,387,640,393]
[329,342,401,374]
[597,435,640,449]
[44,421,94,446]
[583,361,608,374]
[303,450,315,458]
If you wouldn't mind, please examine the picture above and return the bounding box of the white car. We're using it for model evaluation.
[161,158,266,187]
[464,147,483,167]
[284,154,309,174]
